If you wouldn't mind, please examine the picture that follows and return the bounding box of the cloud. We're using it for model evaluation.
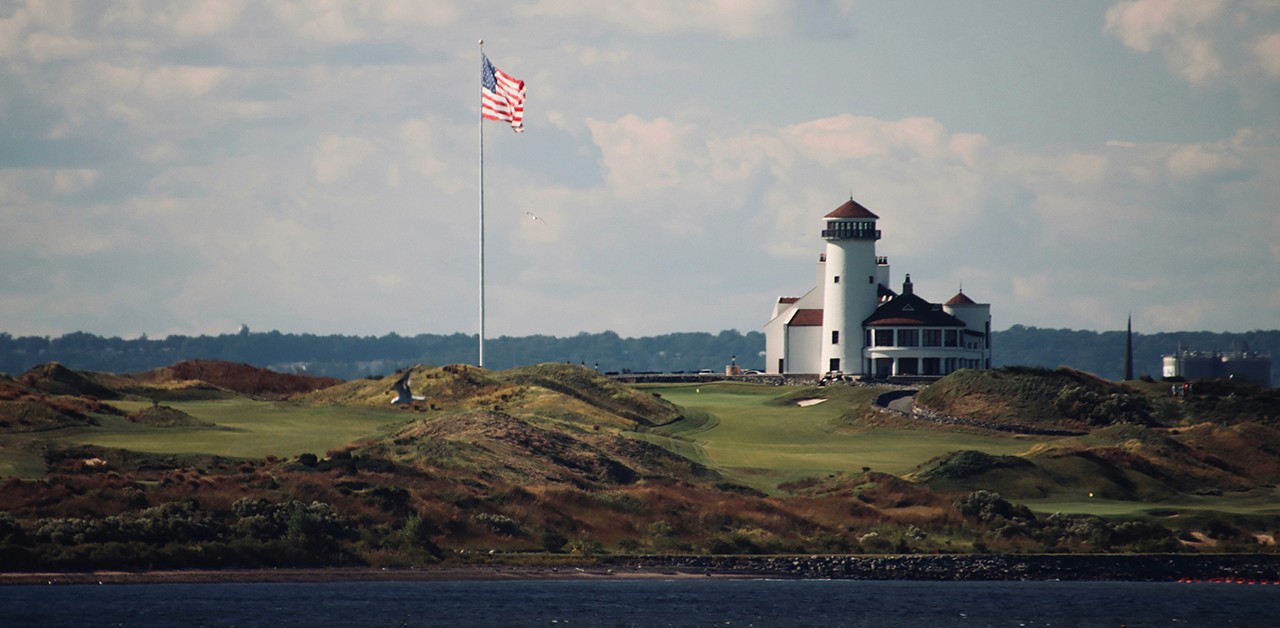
[517,0,850,38]
[1104,0,1280,88]
[585,114,701,200]
[0,1,1276,339]
[1257,33,1280,78]
[312,135,377,185]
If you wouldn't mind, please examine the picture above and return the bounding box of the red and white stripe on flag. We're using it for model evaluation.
[481,55,525,133]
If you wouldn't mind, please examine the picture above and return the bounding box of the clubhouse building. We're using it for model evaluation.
[764,198,991,379]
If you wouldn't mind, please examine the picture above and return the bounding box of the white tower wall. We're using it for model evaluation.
[876,258,891,292]
[819,221,879,375]
[944,302,992,368]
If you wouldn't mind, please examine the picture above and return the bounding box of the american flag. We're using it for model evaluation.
[481,54,525,133]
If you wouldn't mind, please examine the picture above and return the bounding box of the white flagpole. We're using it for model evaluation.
[477,39,486,368]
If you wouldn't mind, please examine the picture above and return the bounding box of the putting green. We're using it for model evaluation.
[636,382,1041,493]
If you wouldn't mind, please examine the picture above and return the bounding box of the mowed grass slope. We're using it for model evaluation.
[635,382,1040,493]
[5,399,415,466]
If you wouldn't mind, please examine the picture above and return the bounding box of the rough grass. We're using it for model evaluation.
[126,405,214,428]
[302,363,678,432]
[915,366,1126,427]
[89,360,343,400]
[8,362,1280,531]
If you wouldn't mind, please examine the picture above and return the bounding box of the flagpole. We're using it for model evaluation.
[477,39,486,369]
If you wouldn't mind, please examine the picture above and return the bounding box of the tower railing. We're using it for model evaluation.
[821,229,880,240]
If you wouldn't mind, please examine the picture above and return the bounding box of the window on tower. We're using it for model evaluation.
[832,330,839,345]
[834,276,840,284]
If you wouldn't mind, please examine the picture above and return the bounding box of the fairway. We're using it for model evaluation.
[1019,487,1280,517]
[635,382,1040,493]
[0,399,417,473]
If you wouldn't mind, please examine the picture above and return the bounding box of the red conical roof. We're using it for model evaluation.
[945,291,977,306]
[824,197,879,219]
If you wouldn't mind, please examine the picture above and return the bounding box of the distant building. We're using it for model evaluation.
[764,198,991,378]
[1161,346,1272,386]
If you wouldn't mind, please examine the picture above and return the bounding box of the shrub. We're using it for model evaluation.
[475,512,522,536]
[593,491,645,514]
[567,533,603,556]
[541,530,569,553]
[954,490,1035,524]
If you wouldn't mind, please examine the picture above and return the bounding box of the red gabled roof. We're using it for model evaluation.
[945,291,976,306]
[777,297,800,304]
[788,309,823,326]
[824,197,879,220]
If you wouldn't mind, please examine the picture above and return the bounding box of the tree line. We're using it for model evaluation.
[0,329,765,379]
[1,326,1275,383]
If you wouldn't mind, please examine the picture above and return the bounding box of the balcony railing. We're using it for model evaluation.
[822,228,880,240]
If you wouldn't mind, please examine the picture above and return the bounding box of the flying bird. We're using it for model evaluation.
[525,212,548,224]
[391,370,426,405]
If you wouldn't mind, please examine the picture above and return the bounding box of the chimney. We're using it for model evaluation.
[902,274,913,295]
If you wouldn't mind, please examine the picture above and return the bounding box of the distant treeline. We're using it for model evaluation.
[995,325,1279,385]
[0,330,765,380]
[1,326,1276,383]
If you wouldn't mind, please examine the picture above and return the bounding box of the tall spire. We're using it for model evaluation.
[1124,314,1134,381]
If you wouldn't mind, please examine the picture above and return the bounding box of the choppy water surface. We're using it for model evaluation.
[1,578,1275,627]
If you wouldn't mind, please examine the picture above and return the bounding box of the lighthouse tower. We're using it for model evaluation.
[819,198,881,375]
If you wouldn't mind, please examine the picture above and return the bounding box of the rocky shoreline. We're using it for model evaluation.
[618,553,1280,582]
[4,554,1280,586]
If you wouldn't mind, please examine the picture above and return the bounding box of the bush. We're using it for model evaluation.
[541,530,569,553]
[475,512,522,536]
[954,491,1035,524]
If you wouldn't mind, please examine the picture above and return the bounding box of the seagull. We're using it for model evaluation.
[391,370,425,405]
[525,211,548,224]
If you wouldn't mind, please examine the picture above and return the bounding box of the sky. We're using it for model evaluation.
[2,0,1279,341]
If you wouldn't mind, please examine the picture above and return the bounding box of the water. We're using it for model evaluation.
[0,579,1274,627]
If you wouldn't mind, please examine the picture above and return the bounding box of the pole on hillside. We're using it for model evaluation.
[477,39,486,368]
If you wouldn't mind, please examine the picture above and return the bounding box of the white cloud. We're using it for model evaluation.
[168,1,247,37]
[1165,143,1240,180]
[312,135,377,185]
[272,1,367,43]
[585,114,701,200]
[370,0,459,27]
[399,117,469,194]
[51,169,98,195]
[561,42,631,67]
[1256,33,1280,78]
[22,30,94,62]
[0,1,1277,339]
[1104,0,1280,88]
[517,0,809,38]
